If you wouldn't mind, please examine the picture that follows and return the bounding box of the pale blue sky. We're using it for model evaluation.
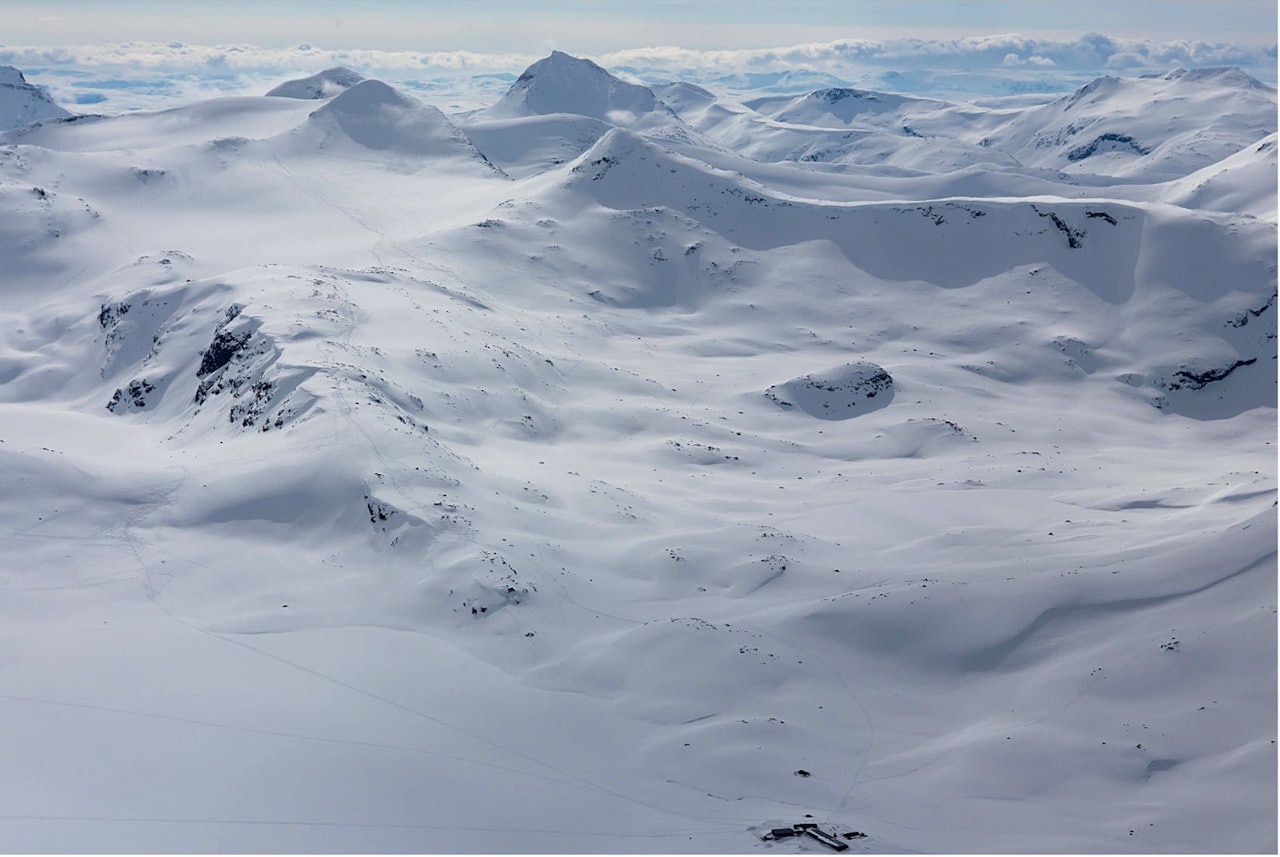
[3,0,1276,52]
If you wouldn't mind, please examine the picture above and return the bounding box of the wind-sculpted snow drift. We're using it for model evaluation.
[0,56,1274,854]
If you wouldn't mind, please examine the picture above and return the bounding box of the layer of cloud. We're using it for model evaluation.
[3,33,1274,114]
[598,33,1277,77]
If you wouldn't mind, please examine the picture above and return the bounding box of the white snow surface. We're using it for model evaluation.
[266,66,366,100]
[0,64,72,131]
[0,54,1275,854]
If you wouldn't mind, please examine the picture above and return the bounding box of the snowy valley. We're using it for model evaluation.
[0,53,1275,853]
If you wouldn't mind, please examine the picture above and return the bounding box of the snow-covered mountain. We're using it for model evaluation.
[744,87,953,129]
[1163,132,1279,219]
[464,50,710,177]
[266,66,365,99]
[0,65,72,130]
[659,65,1277,184]
[0,54,1274,853]
[281,79,499,169]
[484,50,666,122]
[977,66,1278,180]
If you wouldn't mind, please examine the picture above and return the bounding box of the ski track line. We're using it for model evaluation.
[0,813,734,840]
[119,491,753,835]
[0,691,621,799]
[748,620,877,825]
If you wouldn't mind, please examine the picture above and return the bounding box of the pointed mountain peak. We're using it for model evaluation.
[0,65,71,131]
[0,66,30,87]
[1058,74,1125,109]
[487,51,662,121]
[520,50,604,77]
[267,67,365,99]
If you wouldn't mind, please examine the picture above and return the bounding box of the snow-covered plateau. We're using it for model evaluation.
[0,53,1275,853]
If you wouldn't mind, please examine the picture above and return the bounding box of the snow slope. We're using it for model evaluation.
[1163,132,1279,220]
[484,50,669,123]
[0,57,1274,853]
[977,67,1278,181]
[266,66,365,99]
[0,65,72,131]
[662,66,1276,189]
[464,51,711,178]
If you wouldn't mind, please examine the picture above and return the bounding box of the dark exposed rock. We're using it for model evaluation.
[767,362,894,420]
[1162,358,1258,391]
[1066,132,1151,161]
[816,88,879,104]
[229,379,276,427]
[98,301,130,329]
[1032,206,1085,248]
[106,378,155,413]
[196,329,252,378]
[1228,291,1276,328]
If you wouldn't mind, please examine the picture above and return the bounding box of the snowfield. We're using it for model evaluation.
[0,52,1275,853]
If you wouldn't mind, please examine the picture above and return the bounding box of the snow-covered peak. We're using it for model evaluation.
[293,79,499,168]
[0,66,28,87]
[740,86,956,136]
[1147,66,1273,90]
[0,65,71,131]
[1162,131,1279,219]
[1056,65,1274,114]
[319,78,418,115]
[485,50,663,121]
[267,67,365,99]
[653,81,720,114]
[982,65,1278,179]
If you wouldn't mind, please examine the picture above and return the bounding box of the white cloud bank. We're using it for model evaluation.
[3,33,1274,113]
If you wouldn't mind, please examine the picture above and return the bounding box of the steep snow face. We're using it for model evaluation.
[486,50,664,121]
[1163,132,1279,219]
[0,65,71,131]
[266,67,365,99]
